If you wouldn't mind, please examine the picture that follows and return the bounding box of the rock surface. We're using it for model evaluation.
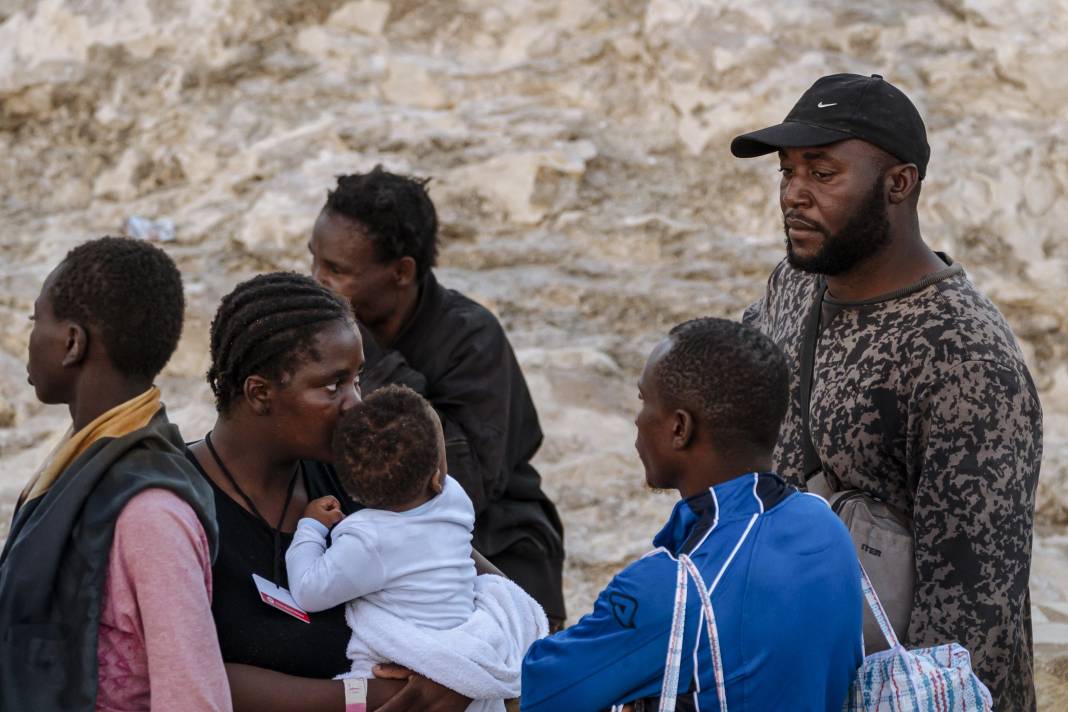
[1,0,1066,703]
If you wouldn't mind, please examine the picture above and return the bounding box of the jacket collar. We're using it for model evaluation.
[393,270,443,354]
[652,472,794,555]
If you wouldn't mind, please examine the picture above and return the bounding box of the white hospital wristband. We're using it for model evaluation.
[343,677,367,712]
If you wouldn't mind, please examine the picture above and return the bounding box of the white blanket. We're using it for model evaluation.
[343,574,548,712]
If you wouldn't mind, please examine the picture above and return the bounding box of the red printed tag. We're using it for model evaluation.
[252,573,311,624]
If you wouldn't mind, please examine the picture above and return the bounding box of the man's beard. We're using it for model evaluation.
[783,176,891,276]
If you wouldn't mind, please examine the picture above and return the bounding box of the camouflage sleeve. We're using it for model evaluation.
[742,297,765,329]
[743,259,791,331]
[907,359,1041,710]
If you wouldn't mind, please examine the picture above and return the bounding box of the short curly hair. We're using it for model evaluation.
[323,166,439,280]
[332,385,440,508]
[207,272,353,414]
[654,317,789,453]
[50,236,184,379]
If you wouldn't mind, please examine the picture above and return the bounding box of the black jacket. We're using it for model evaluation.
[0,409,218,712]
[360,271,565,614]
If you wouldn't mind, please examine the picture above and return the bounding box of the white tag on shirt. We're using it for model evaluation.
[252,573,310,624]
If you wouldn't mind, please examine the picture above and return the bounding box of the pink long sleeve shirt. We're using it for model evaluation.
[95,488,231,711]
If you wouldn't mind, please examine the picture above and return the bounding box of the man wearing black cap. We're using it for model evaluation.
[733,73,1042,710]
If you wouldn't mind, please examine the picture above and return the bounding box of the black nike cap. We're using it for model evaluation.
[730,73,930,179]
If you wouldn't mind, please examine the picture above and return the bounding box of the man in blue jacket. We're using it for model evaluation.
[521,317,862,711]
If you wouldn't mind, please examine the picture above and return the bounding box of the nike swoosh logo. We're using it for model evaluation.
[817,101,837,108]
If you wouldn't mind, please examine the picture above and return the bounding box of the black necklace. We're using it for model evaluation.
[205,431,300,584]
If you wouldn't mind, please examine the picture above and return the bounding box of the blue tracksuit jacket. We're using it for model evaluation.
[521,472,863,711]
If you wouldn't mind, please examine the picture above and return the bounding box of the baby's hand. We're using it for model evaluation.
[303,495,343,527]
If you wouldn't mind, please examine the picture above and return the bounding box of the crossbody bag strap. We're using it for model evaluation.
[799,282,828,483]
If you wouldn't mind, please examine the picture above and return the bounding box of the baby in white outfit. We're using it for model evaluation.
[285,384,476,676]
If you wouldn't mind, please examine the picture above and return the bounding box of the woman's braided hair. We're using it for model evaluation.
[207,272,353,414]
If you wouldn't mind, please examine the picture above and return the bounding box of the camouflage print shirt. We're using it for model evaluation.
[744,256,1042,711]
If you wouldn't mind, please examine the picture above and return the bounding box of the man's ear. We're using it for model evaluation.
[393,256,418,288]
[886,163,920,205]
[671,409,695,450]
[243,375,273,416]
[61,323,89,368]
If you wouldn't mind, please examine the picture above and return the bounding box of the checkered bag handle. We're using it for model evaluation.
[859,562,900,649]
[682,556,728,711]
[658,557,689,711]
[658,554,729,712]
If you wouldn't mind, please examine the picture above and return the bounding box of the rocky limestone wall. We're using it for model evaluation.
[2,0,1067,704]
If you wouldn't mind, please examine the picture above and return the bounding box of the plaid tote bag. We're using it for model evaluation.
[846,567,994,711]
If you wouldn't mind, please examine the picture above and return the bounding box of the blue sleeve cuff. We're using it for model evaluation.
[297,517,330,538]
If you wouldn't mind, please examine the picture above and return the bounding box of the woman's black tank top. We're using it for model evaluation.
[185,449,359,679]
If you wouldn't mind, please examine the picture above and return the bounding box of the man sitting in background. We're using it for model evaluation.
[309,167,567,627]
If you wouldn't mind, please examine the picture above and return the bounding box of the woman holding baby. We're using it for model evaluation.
[185,272,537,711]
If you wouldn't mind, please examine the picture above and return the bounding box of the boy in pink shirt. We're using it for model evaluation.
[0,237,230,711]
